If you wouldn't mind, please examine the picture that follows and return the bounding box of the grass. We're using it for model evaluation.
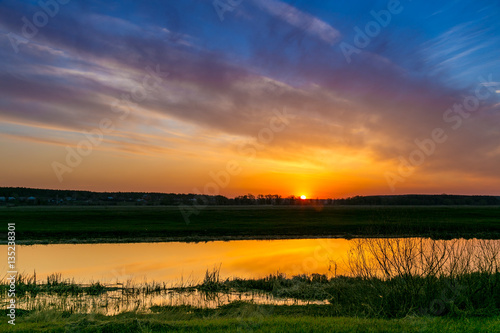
[2,247,499,331]
[2,206,499,331]
[221,272,500,317]
[1,205,500,244]
[0,273,111,297]
[1,304,499,332]
[224,238,500,318]
[6,271,499,318]
[4,262,500,319]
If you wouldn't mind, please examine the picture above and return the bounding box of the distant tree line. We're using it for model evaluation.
[0,187,499,206]
[333,194,500,206]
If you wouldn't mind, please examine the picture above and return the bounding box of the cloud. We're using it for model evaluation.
[1,0,500,193]
[252,0,341,45]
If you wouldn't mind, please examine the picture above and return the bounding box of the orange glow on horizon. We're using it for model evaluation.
[2,130,500,197]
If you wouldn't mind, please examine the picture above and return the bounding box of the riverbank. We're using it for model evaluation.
[2,237,499,332]
[3,311,500,333]
[2,304,499,333]
[1,206,499,244]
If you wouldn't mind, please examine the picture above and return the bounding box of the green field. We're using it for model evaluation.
[3,266,499,332]
[2,305,499,333]
[1,205,499,243]
[2,206,500,331]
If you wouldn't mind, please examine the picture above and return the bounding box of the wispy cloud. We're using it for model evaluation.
[252,0,341,44]
[0,0,499,195]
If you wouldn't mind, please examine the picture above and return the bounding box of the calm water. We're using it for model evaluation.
[11,290,328,315]
[2,238,354,284]
[2,238,498,314]
[3,238,499,284]
[2,238,351,314]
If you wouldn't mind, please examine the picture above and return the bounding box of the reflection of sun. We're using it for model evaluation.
[300,195,307,200]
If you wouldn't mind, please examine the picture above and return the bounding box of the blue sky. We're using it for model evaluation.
[0,0,499,196]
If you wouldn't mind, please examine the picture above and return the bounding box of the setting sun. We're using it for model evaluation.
[300,195,307,200]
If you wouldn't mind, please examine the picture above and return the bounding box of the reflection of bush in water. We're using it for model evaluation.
[346,238,499,279]
[3,239,498,319]
[189,239,500,318]
[335,238,500,317]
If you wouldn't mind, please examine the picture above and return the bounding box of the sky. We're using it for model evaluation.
[0,0,500,198]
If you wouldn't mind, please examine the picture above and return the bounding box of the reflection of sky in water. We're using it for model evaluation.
[2,239,353,284]
[3,238,496,284]
[12,290,328,315]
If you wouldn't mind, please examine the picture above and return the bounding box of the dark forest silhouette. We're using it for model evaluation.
[1,187,499,206]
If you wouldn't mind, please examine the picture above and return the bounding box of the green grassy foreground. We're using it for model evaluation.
[1,205,499,243]
[2,303,499,333]
[2,238,499,332]
[5,272,498,319]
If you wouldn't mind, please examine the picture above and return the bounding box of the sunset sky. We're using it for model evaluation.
[1,0,500,198]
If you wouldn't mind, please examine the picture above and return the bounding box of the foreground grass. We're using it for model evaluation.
[1,206,499,243]
[2,303,499,333]
[3,269,499,319]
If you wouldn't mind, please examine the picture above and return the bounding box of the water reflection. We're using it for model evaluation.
[12,290,328,316]
[2,239,355,284]
[1,237,498,315]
